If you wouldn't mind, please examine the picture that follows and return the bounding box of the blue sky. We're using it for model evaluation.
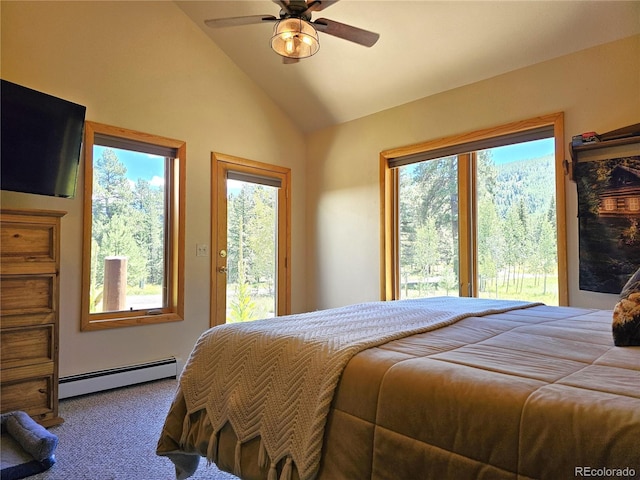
[94,146,165,186]
[489,138,554,165]
[96,138,554,190]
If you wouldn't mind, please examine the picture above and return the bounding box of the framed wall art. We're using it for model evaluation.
[574,144,640,293]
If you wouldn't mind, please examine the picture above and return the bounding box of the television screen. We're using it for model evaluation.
[1,79,86,198]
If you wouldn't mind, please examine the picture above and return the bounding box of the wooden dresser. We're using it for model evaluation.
[0,208,65,426]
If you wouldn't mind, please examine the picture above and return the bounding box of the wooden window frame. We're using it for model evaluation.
[380,113,568,305]
[80,121,185,330]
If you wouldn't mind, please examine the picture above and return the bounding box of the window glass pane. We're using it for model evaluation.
[90,145,167,313]
[398,156,460,299]
[226,179,278,322]
[476,138,559,305]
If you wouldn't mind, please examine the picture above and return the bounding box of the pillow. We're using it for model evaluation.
[4,411,58,462]
[612,268,640,346]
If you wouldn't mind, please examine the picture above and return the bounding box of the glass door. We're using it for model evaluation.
[395,138,558,304]
[475,138,558,304]
[212,154,291,326]
[225,175,278,322]
[398,156,460,298]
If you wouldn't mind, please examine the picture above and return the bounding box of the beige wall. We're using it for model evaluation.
[1,1,308,376]
[306,35,640,311]
[2,1,638,378]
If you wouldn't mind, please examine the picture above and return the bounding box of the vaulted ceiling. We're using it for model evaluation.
[176,1,640,133]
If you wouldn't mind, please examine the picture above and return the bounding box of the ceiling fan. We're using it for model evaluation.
[204,0,380,63]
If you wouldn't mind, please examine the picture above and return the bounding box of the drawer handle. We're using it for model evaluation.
[38,389,47,394]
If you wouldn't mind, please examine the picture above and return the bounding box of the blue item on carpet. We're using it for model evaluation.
[1,412,58,480]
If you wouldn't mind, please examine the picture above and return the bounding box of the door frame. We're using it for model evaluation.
[210,152,291,327]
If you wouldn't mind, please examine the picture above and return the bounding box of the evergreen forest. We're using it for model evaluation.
[90,148,166,313]
[399,151,559,304]
[225,183,277,322]
[89,146,563,317]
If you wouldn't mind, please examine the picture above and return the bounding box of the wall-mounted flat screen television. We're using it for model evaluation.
[1,79,86,198]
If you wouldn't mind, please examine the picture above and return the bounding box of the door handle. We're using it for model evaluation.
[218,266,228,274]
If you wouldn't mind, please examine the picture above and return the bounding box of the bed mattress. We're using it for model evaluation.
[157,303,640,480]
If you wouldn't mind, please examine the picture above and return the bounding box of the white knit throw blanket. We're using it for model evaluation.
[179,297,536,480]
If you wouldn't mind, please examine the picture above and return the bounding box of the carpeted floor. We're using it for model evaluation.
[27,378,238,480]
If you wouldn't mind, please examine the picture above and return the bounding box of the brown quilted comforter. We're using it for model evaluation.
[157,304,640,480]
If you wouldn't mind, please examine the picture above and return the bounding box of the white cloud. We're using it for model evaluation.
[227,179,244,190]
[150,176,165,187]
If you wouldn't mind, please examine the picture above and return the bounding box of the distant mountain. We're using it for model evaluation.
[492,154,555,219]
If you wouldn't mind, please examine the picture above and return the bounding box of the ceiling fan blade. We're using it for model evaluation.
[305,0,340,13]
[205,15,277,28]
[313,18,380,47]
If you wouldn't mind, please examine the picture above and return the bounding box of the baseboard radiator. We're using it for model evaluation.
[59,357,181,399]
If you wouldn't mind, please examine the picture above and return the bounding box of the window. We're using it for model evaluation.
[603,198,617,211]
[380,113,568,305]
[627,197,639,212]
[81,122,185,330]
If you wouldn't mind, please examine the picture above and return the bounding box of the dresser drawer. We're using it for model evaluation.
[0,221,54,257]
[0,275,56,315]
[0,211,61,275]
[1,375,54,419]
[1,325,54,370]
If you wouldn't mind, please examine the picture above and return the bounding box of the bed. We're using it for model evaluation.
[156,297,640,480]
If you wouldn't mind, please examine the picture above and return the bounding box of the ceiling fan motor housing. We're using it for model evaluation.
[278,0,315,21]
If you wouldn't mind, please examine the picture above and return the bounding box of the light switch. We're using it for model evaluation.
[196,244,209,257]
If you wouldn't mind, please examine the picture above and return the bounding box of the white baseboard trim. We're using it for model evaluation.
[59,357,181,399]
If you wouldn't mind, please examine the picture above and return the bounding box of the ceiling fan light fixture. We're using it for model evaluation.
[271,18,320,59]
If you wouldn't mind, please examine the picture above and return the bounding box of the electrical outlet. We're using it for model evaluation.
[196,244,209,257]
